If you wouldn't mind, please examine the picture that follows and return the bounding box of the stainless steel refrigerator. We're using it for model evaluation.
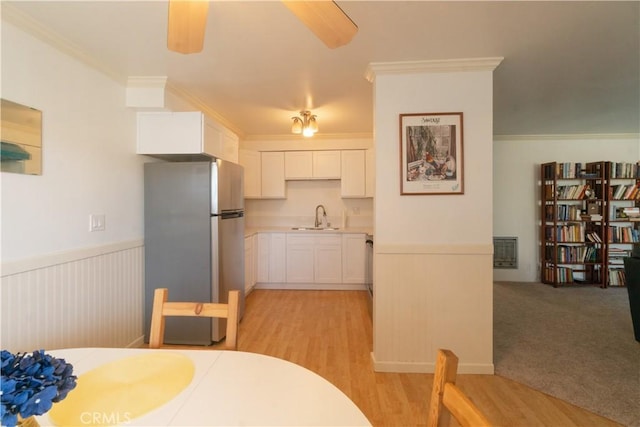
[143,160,245,345]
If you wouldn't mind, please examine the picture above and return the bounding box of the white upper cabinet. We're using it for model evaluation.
[313,151,341,179]
[284,151,313,179]
[137,111,239,163]
[238,149,261,198]
[239,150,286,199]
[341,150,366,198]
[261,152,286,199]
[285,151,341,180]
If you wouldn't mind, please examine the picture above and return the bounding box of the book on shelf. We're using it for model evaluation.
[607,268,626,287]
[585,231,602,243]
[610,161,640,179]
[607,225,640,243]
[623,183,639,200]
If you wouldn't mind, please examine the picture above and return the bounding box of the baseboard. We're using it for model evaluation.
[254,283,367,291]
[370,352,495,374]
[127,336,146,349]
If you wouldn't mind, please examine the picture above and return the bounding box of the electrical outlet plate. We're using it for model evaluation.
[89,214,106,232]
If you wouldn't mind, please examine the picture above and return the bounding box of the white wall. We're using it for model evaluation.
[1,22,146,262]
[370,61,497,374]
[1,21,147,351]
[493,136,640,282]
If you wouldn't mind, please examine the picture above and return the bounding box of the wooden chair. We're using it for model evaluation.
[427,349,492,427]
[149,288,240,350]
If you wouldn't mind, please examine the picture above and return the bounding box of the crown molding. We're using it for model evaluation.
[2,5,247,136]
[365,57,504,82]
[164,83,245,138]
[493,133,640,141]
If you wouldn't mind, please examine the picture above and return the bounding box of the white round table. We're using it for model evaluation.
[37,347,371,426]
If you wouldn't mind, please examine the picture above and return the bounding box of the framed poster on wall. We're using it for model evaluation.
[400,112,463,195]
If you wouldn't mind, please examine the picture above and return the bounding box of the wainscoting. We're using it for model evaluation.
[372,243,494,374]
[1,240,145,352]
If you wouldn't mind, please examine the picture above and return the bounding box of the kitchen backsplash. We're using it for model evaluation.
[245,180,373,229]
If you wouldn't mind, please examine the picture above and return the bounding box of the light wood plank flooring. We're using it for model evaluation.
[234,289,621,427]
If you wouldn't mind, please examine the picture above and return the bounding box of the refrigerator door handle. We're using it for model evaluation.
[215,211,244,219]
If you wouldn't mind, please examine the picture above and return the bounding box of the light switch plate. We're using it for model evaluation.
[89,214,106,232]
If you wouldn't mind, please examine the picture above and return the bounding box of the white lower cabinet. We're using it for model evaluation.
[286,234,342,284]
[286,235,315,283]
[314,236,342,283]
[255,232,365,289]
[244,236,254,293]
[342,234,366,283]
[257,232,286,283]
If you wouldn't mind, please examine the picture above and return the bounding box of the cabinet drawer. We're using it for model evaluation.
[287,234,315,246]
[314,235,342,246]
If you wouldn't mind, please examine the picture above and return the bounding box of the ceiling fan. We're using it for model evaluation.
[167,0,358,54]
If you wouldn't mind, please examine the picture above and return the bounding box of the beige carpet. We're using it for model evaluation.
[493,281,640,427]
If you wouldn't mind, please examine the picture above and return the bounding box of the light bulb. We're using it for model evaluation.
[308,116,318,133]
[291,117,303,134]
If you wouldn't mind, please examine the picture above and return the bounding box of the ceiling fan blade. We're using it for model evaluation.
[167,0,209,54]
[282,1,358,49]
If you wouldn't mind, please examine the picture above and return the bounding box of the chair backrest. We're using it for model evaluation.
[427,349,492,427]
[149,288,240,350]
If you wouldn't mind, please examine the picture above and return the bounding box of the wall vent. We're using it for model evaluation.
[493,237,518,269]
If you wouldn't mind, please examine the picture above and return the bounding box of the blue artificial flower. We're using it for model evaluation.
[1,410,18,427]
[19,385,57,418]
[1,350,77,427]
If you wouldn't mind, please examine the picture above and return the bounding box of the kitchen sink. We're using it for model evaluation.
[291,227,340,231]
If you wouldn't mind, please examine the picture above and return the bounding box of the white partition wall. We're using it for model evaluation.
[366,58,502,373]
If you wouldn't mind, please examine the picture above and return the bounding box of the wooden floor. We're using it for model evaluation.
[232,289,621,427]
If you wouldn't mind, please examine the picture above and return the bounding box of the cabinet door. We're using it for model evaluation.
[251,234,259,287]
[286,235,315,283]
[269,233,287,283]
[238,150,261,198]
[261,152,286,198]
[313,151,341,178]
[203,118,224,159]
[285,151,313,179]
[365,148,375,198]
[256,233,271,283]
[342,234,366,283]
[244,236,254,292]
[137,111,202,154]
[314,235,342,283]
[341,150,366,198]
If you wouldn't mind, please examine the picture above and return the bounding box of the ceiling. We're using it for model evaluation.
[3,1,639,139]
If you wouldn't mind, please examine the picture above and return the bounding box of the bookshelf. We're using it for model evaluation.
[540,162,607,287]
[605,162,640,287]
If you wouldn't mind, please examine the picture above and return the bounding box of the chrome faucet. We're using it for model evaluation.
[315,204,327,228]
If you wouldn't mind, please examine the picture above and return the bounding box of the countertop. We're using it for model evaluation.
[245,227,372,238]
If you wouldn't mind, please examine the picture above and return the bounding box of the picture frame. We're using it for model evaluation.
[399,112,464,195]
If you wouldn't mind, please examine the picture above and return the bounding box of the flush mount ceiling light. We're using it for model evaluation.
[291,111,319,137]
